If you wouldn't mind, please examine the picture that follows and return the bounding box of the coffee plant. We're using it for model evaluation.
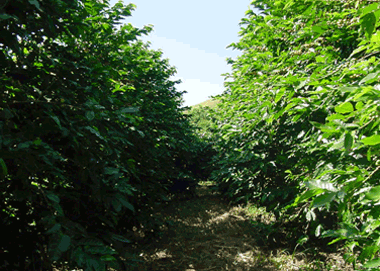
[206,0,380,268]
[0,0,205,269]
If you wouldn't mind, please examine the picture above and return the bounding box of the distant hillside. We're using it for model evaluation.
[191,99,220,109]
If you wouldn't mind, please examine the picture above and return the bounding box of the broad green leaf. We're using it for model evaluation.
[350,45,366,57]
[327,114,345,121]
[46,192,60,203]
[312,192,336,208]
[371,31,380,44]
[46,113,62,129]
[335,102,354,114]
[361,13,377,38]
[29,0,41,10]
[315,56,325,63]
[359,72,379,85]
[361,135,380,146]
[58,235,71,252]
[323,227,359,239]
[46,223,61,234]
[292,189,324,205]
[33,138,42,145]
[312,25,325,35]
[18,142,31,149]
[86,111,95,121]
[359,246,379,262]
[306,179,338,192]
[104,167,119,175]
[84,126,104,140]
[364,258,380,269]
[356,101,364,110]
[365,186,380,201]
[116,194,135,212]
[361,3,380,17]
[0,14,16,21]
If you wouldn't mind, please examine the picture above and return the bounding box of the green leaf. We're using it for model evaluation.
[361,3,380,17]
[100,255,117,261]
[116,194,135,212]
[344,132,353,152]
[306,209,316,221]
[46,223,61,234]
[315,225,323,237]
[18,142,31,149]
[292,189,324,205]
[58,235,71,252]
[0,158,8,176]
[367,148,372,161]
[104,167,119,175]
[312,192,336,208]
[365,186,380,201]
[120,107,139,113]
[306,179,338,192]
[364,258,380,269]
[46,191,60,203]
[33,138,42,145]
[86,111,95,121]
[85,245,115,255]
[356,101,364,110]
[0,14,16,21]
[111,234,131,243]
[359,72,379,84]
[29,0,41,10]
[335,102,354,114]
[275,88,285,103]
[84,126,104,140]
[361,12,377,38]
[112,198,122,212]
[361,135,380,146]
[297,235,309,245]
[46,112,62,129]
[312,25,326,35]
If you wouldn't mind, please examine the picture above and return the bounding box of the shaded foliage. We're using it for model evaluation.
[0,0,205,269]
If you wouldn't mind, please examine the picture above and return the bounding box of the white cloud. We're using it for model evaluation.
[143,34,231,106]
[174,77,224,107]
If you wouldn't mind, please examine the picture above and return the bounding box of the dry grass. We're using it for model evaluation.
[124,185,354,271]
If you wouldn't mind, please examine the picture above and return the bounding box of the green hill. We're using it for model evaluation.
[191,99,220,109]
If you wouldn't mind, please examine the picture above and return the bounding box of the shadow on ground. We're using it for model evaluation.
[122,186,353,271]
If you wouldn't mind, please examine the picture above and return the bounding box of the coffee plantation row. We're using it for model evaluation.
[193,0,380,270]
[1,0,380,270]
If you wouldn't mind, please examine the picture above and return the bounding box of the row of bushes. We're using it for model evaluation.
[0,0,212,269]
[195,0,380,268]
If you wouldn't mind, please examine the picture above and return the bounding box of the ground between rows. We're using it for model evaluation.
[124,186,353,271]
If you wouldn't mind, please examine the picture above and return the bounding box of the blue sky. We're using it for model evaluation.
[109,0,254,106]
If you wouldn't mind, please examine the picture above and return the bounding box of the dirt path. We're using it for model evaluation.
[127,186,353,271]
